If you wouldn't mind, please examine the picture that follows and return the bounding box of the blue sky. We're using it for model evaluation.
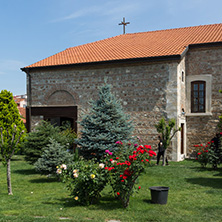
[1,0,222,95]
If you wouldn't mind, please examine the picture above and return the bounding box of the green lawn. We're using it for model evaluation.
[0,156,221,222]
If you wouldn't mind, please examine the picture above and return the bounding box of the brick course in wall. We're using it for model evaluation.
[27,60,181,160]
[185,47,222,156]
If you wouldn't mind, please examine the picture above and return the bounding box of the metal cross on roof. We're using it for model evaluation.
[119,17,130,34]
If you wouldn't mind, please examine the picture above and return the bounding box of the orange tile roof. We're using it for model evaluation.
[25,23,222,68]
[18,107,26,123]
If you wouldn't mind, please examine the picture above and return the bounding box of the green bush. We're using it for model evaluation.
[102,141,156,208]
[58,158,109,205]
[195,139,222,169]
[23,121,77,164]
[34,138,74,175]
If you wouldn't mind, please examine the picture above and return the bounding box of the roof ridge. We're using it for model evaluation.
[123,23,222,36]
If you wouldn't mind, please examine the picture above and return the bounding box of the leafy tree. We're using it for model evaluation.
[76,83,133,160]
[0,90,26,195]
[155,117,180,166]
[34,138,73,176]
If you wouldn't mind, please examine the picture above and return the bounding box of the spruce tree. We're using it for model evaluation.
[0,90,26,195]
[23,121,61,164]
[76,83,133,159]
[34,138,73,175]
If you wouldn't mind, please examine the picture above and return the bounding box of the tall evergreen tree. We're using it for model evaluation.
[76,83,133,159]
[0,90,26,195]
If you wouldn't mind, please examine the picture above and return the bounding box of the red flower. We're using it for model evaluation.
[125,161,131,166]
[200,144,203,147]
[144,145,152,149]
[141,160,144,162]
[116,157,119,160]
[121,180,124,182]
[117,192,120,195]
[138,186,141,189]
[205,150,208,153]
[211,141,214,143]
[120,174,123,177]
[110,159,113,162]
[197,152,201,155]
[123,176,127,179]
[148,150,157,156]
[145,159,149,162]
[105,167,108,170]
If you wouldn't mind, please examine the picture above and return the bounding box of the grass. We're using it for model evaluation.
[0,156,222,222]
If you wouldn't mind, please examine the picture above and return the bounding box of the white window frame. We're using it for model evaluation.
[186,74,212,116]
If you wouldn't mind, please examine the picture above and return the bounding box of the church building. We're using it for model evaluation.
[21,23,222,161]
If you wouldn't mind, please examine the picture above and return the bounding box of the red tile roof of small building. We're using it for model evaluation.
[24,23,222,68]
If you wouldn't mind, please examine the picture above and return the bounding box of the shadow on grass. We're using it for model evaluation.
[29,177,58,183]
[186,177,222,189]
[190,165,222,175]
[143,199,152,204]
[13,168,39,175]
[43,196,123,210]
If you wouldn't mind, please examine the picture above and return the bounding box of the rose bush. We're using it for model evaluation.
[57,141,156,208]
[195,139,222,169]
[57,158,109,205]
[102,142,156,208]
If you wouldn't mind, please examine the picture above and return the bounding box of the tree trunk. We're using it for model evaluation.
[162,150,166,166]
[7,159,13,195]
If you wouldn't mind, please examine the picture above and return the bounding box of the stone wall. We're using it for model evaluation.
[185,47,222,156]
[28,60,179,158]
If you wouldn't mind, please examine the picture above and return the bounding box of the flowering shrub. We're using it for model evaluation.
[195,139,222,169]
[195,143,209,167]
[57,141,156,208]
[103,142,156,208]
[57,158,109,205]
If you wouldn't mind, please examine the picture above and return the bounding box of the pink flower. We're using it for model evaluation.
[115,141,123,145]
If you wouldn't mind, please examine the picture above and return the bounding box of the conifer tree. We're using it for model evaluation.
[23,121,61,164]
[23,121,75,165]
[76,83,133,159]
[0,90,26,195]
[34,138,73,175]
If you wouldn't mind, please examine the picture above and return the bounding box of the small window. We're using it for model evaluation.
[191,81,206,113]
[182,71,184,82]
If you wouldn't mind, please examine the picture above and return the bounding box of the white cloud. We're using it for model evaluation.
[50,1,143,23]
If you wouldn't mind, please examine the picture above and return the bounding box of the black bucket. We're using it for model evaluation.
[149,186,169,204]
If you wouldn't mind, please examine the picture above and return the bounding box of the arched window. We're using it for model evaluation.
[191,81,206,113]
